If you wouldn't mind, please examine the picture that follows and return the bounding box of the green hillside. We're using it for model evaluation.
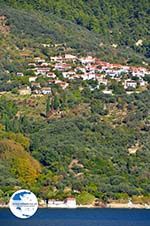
[0,125,41,202]
[0,87,150,204]
[0,0,150,64]
[0,0,150,205]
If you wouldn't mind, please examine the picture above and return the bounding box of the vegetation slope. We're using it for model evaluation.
[0,0,150,205]
[0,0,150,65]
[0,86,150,204]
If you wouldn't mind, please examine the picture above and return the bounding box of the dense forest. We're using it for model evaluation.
[0,86,150,204]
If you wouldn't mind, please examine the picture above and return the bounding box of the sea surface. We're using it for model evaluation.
[0,208,150,226]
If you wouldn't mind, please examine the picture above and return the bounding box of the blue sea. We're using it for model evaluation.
[0,208,150,226]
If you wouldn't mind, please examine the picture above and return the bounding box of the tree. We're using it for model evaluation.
[109,80,125,95]
[53,95,60,110]
[77,191,95,205]
[91,99,107,115]
[144,75,150,84]
[46,95,51,115]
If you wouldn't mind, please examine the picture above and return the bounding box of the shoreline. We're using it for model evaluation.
[0,204,150,209]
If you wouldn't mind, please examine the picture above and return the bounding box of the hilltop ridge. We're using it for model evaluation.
[0,0,149,64]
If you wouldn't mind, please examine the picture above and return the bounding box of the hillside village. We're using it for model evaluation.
[9,53,149,97]
[0,1,150,210]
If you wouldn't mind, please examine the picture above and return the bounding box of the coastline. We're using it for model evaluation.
[0,203,150,209]
[77,203,150,209]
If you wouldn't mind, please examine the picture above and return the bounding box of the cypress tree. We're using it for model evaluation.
[46,95,51,115]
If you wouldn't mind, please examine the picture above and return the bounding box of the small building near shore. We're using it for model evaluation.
[48,197,76,208]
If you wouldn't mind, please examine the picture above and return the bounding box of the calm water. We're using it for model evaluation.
[0,208,150,226]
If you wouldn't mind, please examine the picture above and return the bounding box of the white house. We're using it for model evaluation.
[106,70,119,78]
[48,197,76,208]
[62,71,75,78]
[68,74,81,80]
[50,56,63,63]
[75,67,86,74]
[64,54,77,62]
[96,77,108,86]
[80,73,96,80]
[124,80,137,89]
[41,87,52,95]
[19,86,31,95]
[34,57,45,63]
[54,80,69,89]
[46,72,56,78]
[31,82,41,88]
[79,56,95,65]
[40,62,49,67]
[29,76,37,82]
[28,63,37,67]
[65,197,76,208]
[16,72,24,77]
[35,67,50,75]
